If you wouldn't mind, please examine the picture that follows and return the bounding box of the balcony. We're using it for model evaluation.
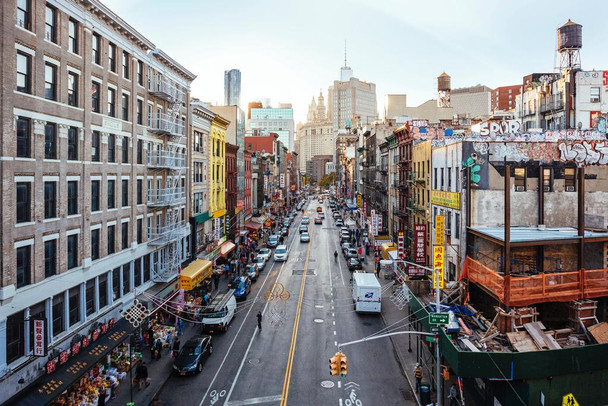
[393,207,409,219]
[148,76,185,103]
[147,151,186,169]
[147,114,186,137]
[147,187,186,207]
[407,172,426,185]
[148,220,189,246]
[539,93,564,113]
[463,257,608,307]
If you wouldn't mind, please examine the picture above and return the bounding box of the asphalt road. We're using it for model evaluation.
[156,199,414,406]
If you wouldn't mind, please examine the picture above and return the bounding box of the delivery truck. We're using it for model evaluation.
[352,273,381,313]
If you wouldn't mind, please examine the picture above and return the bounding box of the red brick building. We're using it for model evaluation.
[226,143,239,239]
[244,133,279,155]
[491,85,521,113]
[244,149,252,220]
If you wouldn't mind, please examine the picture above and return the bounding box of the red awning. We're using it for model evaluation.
[245,221,263,231]
[220,241,236,257]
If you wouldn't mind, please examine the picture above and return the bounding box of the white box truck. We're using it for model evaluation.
[352,273,381,313]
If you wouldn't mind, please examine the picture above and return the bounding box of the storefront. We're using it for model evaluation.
[220,241,236,258]
[245,221,262,240]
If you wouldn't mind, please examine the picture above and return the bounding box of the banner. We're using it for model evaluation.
[371,210,378,236]
[33,319,45,357]
[431,190,461,210]
[414,224,427,265]
[397,231,405,258]
[264,175,268,193]
[435,215,445,246]
[280,173,285,189]
[433,246,445,289]
[357,193,361,208]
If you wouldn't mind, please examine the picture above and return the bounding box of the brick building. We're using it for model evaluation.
[225,142,239,239]
[491,84,521,113]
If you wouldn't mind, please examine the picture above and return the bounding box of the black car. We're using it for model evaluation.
[347,258,363,272]
[173,335,213,375]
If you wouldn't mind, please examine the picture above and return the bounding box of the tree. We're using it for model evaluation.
[319,172,337,188]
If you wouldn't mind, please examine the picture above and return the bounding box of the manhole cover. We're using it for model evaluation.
[314,319,324,323]
[321,381,335,388]
[248,359,260,366]
[315,305,324,309]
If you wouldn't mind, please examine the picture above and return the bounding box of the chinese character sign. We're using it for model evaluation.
[397,231,405,258]
[435,215,445,246]
[414,224,427,265]
[33,319,45,356]
[280,173,285,189]
[433,246,445,289]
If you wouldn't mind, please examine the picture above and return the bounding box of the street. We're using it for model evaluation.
[155,200,414,406]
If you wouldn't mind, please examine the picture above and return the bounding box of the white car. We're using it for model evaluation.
[257,248,271,262]
[300,232,310,242]
[301,216,310,225]
[274,245,289,261]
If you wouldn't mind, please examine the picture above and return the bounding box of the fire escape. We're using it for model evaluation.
[147,73,188,282]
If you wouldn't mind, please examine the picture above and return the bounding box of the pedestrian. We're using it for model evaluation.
[154,338,162,360]
[172,337,181,358]
[225,263,230,279]
[257,311,262,331]
[177,317,184,336]
[448,383,459,405]
[414,363,422,392]
[135,361,149,390]
[213,273,219,290]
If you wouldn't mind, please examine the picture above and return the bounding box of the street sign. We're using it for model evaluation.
[562,393,579,406]
[429,313,449,325]
[425,336,437,343]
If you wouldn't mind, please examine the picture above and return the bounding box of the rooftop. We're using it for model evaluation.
[469,225,608,245]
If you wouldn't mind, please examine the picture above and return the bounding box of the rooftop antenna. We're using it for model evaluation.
[344,39,347,68]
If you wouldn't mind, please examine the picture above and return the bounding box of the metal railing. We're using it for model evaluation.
[147,114,186,137]
[147,151,186,169]
[147,187,186,207]
[148,76,185,103]
[148,220,188,245]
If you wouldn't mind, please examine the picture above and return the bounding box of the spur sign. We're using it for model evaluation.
[478,120,521,136]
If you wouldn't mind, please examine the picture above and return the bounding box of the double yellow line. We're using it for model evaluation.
[280,222,313,406]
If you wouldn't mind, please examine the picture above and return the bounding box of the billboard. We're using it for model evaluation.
[433,246,445,289]
[414,224,427,265]
[435,215,445,246]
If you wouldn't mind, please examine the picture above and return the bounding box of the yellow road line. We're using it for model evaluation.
[280,226,313,406]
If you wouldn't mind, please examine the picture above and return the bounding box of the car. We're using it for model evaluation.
[299,224,309,234]
[301,216,310,225]
[314,217,322,224]
[254,255,266,271]
[173,335,213,375]
[245,264,259,282]
[300,232,310,242]
[345,248,359,259]
[274,245,289,261]
[319,212,325,219]
[228,276,251,300]
[341,242,352,254]
[347,258,363,272]
[280,227,288,236]
[257,248,271,262]
[340,226,350,233]
[283,219,290,228]
[200,291,237,333]
[267,235,279,248]
[335,219,344,227]
[316,207,323,212]
[340,233,351,243]
[333,212,341,218]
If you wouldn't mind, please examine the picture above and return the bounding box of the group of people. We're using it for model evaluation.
[414,363,460,405]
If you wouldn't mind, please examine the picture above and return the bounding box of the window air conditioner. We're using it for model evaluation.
[543,186,551,192]
[566,186,575,192]
[515,185,525,192]
[445,230,451,236]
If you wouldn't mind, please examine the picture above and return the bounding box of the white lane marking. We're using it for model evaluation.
[221,220,302,406]
[331,230,346,286]
[226,394,282,406]
[338,381,341,389]
[333,321,336,326]
[339,399,343,406]
[198,225,300,406]
[332,313,335,317]
[334,331,336,335]
[334,341,338,347]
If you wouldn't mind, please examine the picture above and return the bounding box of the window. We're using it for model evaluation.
[107,180,115,209]
[44,64,57,100]
[44,240,57,278]
[137,180,143,204]
[44,123,57,159]
[7,311,25,364]
[122,264,131,294]
[17,0,31,30]
[16,52,31,94]
[44,181,57,218]
[122,180,129,207]
[108,43,116,72]
[137,140,143,164]
[122,222,129,249]
[447,167,452,190]
[122,51,130,78]
[108,225,115,254]
[455,213,460,239]
[137,60,143,85]
[16,245,31,288]
[92,33,101,64]
[144,254,151,282]
[137,99,143,125]
[91,229,100,260]
[86,279,95,316]
[92,130,100,161]
[122,93,129,121]
[137,218,143,244]
[565,168,576,191]
[112,268,120,300]
[542,167,553,192]
[433,168,437,189]
[67,234,78,269]
[98,274,108,309]
[122,137,129,163]
[16,116,31,158]
[107,134,115,163]
[52,294,65,336]
[68,19,78,54]
[91,180,100,211]
[108,88,116,117]
[591,87,601,103]
[91,82,100,112]
[16,182,31,223]
[67,181,78,215]
[514,167,526,191]
[45,5,56,43]
[134,258,142,287]
[68,72,78,106]
[68,127,78,160]
[68,286,80,326]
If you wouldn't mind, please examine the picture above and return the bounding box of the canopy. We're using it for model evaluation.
[245,221,263,231]
[180,259,212,290]
[220,241,236,257]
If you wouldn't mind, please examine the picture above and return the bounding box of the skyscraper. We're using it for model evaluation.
[327,65,377,130]
[224,69,241,106]
[249,104,295,151]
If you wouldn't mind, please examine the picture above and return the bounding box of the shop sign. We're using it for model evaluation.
[33,319,45,356]
[408,265,426,277]
[433,246,445,289]
[356,193,361,208]
[431,190,461,210]
[280,173,285,188]
[397,232,405,259]
[435,215,445,246]
[264,175,268,192]
[414,224,427,265]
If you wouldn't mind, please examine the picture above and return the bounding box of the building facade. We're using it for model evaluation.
[224,68,241,107]
[225,142,239,239]
[450,84,492,119]
[210,115,229,242]
[244,149,252,220]
[249,104,294,152]
[327,71,378,131]
[491,85,521,113]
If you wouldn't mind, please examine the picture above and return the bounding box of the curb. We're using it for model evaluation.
[147,367,172,406]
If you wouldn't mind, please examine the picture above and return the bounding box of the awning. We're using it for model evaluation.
[220,241,236,257]
[245,221,263,231]
[194,211,212,224]
[180,259,213,291]
[8,318,135,406]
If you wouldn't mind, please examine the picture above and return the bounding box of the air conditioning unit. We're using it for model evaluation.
[515,185,525,192]
[426,203,430,208]
[543,186,551,192]
[445,230,451,236]
[566,186,575,192]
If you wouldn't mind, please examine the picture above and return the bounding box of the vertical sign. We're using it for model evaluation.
[33,319,45,356]
[397,232,405,259]
[264,175,268,193]
[435,215,445,246]
[371,210,378,236]
[363,201,367,218]
[433,246,445,289]
[356,193,361,208]
[280,173,285,189]
[378,215,382,231]
[414,224,427,265]
[214,217,221,240]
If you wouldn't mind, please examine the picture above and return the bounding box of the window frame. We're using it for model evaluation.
[92,33,101,65]
[136,99,143,125]
[44,122,57,159]
[91,229,100,261]
[67,126,78,160]
[68,286,80,326]
[137,60,143,85]
[68,18,79,54]
[137,179,143,205]
[85,279,96,316]
[16,116,31,158]
[514,167,526,191]
[122,179,129,207]
[16,245,31,288]
[122,51,130,79]
[17,0,31,30]
[16,182,31,223]
[67,234,78,270]
[122,222,129,250]
[107,179,115,209]
[108,88,116,117]
[590,87,601,103]
[91,82,100,112]
[16,51,31,94]
[67,180,78,215]
[91,180,100,211]
[67,72,79,107]
[44,181,57,219]
[107,133,115,163]
[44,63,57,101]
[565,167,576,191]
[52,294,65,336]
[108,225,116,255]
[45,5,57,43]
[91,130,100,162]
[122,93,129,121]
[44,239,57,278]
[122,137,129,163]
[108,43,116,72]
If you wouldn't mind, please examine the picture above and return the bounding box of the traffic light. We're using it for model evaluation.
[339,353,348,376]
[329,353,340,376]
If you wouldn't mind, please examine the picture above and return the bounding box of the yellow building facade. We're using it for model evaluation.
[210,115,229,217]
[411,140,432,265]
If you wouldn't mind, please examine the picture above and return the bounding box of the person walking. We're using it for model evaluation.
[135,361,149,390]
[414,363,422,392]
[448,383,459,405]
[172,337,181,358]
[213,273,219,290]
[257,311,262,331]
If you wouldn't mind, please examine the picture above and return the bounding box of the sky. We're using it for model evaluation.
[102,0,608,124]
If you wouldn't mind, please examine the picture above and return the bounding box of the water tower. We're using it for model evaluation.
[556,19,582,72]
[437,72,451,108]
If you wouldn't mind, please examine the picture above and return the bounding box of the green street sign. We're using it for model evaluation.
[429,313,449,325]
[425,336,436,343]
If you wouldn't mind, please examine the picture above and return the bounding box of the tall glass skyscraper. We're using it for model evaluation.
[224,69,241,106]
[249,105,295,151]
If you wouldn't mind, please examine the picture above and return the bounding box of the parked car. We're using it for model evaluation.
[319,212,325,219]
[228,276,251,300]
[274,245,289,261]
[335,219,344,227]
[347,258,363,272]
[267,235,279,248]
[300,232,310,243]
[314,217,323,224]
[254,255,266,271]
[333,212,341,218]
[299,225,308,234]
[301,216,310,225]
[173,335,213,375]
[280,227,288,236]
[283,219,290,228]
[340,233,351,243]
[341,242,352,254]
[345,248,359,259]
[257,248,272,262]
[316,207,323,213]
[245,264,259,282]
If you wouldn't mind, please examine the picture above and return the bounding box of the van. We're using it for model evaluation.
[201,290,237,333]
[352,273,381,313]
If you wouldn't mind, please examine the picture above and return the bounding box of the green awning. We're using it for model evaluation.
[195,211,212,224]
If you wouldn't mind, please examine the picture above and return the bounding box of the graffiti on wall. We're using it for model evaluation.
[558,141,608,165]
[488,143,560,163]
